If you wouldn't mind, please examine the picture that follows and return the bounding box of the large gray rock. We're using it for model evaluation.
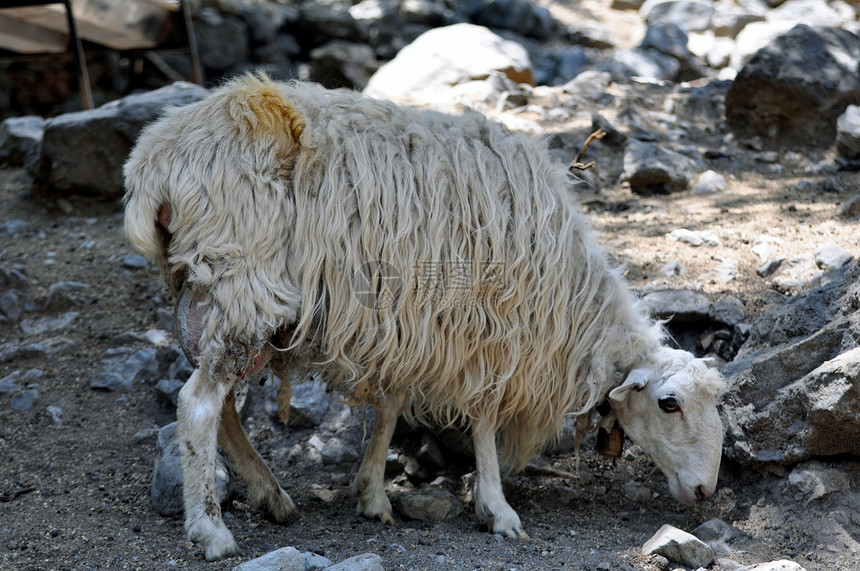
[725,25,860,149]
[722,261,860,465]
[33,82,208,199]
[364,23,533,103]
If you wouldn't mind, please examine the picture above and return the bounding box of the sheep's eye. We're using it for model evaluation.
[658,396,680,413]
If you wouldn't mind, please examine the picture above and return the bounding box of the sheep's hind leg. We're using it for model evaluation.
[471,417,529,539]
[219,387,301,523]
[354,394,404,524]
[177,368,238,561]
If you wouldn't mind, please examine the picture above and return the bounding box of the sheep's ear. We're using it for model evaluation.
[608,368,655,402]
[226,72,305,142]
[701,357,717,368]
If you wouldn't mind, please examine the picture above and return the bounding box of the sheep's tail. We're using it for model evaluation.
[123,186,165,264]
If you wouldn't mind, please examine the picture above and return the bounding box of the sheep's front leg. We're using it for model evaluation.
[471,417,529,539]
[177,368,238,561]
[218,387,301,523]
[354,394,404,524]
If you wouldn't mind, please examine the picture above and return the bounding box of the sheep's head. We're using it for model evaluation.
[608,347,726,505]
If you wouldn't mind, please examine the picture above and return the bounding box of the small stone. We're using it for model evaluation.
[814,242,853,271]
[143,329,170,346]
[0,290,22,321]
[622,481,652,502]
[232,546,333,571]
[121,254,149,269]
[10,387,39,411]
[668,228,720,247]
[660,259,687,277]
[691,518,743,543]
[788,461,850,504]
[320,437,359,465]
[691,170,728,194]
[642,524,715,568]
[46,405,63,425]
[756,258,784,278]
[19,312,79,336]
[397,488,463,522]
[836,105,860,160]
[325,553,385,571]
[709,296,745,326]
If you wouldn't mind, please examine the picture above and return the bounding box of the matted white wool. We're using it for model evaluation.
[124,74,666,468]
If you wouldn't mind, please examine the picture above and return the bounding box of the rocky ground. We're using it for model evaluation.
[2,0,860,570]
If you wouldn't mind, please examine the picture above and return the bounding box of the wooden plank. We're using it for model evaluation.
[0,0,173,52]
[0,11,67,53]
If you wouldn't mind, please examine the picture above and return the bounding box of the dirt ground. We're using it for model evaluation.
[1,111,859,571]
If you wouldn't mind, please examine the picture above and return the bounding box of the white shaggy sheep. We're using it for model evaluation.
[123,73,726,561]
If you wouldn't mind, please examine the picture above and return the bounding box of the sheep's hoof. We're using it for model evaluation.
[482,507,529,540]
[262,488,302,524]
[499,526,530,540]
[187,517,239,561]
[378,511,396,525]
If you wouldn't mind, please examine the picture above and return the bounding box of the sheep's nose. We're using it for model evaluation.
[695,485,711,502]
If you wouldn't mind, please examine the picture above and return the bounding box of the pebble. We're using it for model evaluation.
[46,405,63,425]
[668,228,721,247]
[691,169,728,194]
[691,518,743,543]
[659,259,687,277]
[10,387,39,411]
[143,329,170,346]
[756,258,784,278]
[622,481,652,502]
[121,254,149,269]
[19,312,79,336]
[89,347,159,391]
[1,220,29,236]
[709,296,745,326]
[324,553,385,571]
[788,461,850,504]
[0,290,21,321]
